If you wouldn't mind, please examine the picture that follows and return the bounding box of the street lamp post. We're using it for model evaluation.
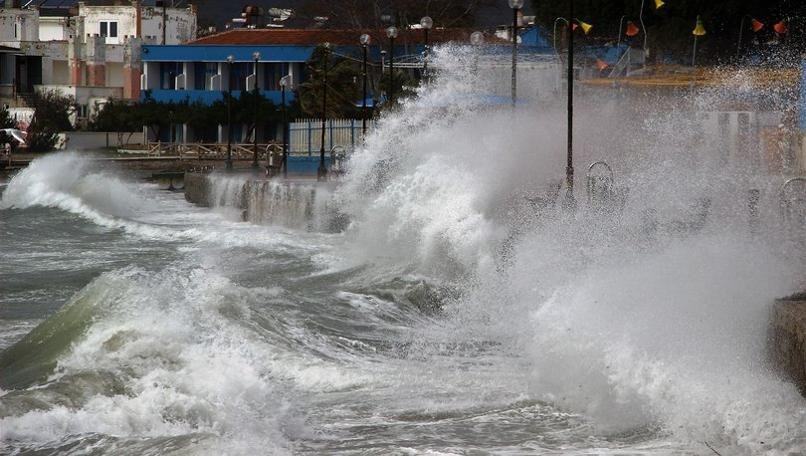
[279,74,290,177]
[565,0,575,207]
[509,0,523,107]
[318,43,330,180]
[420,16,432,78]
[252,51,260,169]
[470,31,483,73]
[691,16,706,66]
[386,26,398,104]
[225,54,234,170]
[360,33,370,137]
[553,17,567,53]
[617,15,628,48]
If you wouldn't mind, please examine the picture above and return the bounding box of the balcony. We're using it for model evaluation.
[143,89,296,106]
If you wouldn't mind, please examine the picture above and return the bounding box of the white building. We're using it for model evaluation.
[0,0,197,124]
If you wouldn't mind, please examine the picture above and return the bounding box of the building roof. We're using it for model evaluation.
[189,28,504,46]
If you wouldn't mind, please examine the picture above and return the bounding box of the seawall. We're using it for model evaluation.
[184,172,212,206]
[769,293,806,394]
[183,171,346,231]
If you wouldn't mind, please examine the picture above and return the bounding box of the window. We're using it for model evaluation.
[99,21,118,38]
[194,62,217,90]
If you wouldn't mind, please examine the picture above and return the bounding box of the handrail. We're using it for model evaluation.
[779,176,806,223]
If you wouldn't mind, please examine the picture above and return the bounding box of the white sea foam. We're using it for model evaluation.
[327,45,806,453]
[0,267,306,454]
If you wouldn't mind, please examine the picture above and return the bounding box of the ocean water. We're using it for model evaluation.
[1,46,805,455]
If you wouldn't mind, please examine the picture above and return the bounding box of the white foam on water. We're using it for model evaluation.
[0,267,308,454]
[326,45,806,453]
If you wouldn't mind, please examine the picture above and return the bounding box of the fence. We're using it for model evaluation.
[290,118,374,155]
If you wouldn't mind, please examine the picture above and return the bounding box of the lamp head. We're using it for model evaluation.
[226,55,234,63]
[386,26,398,39]
[252,51,260,60]
[420,16,433,30]
[360,33,370,45]
[508,0,523,9]
[692,16,706,36]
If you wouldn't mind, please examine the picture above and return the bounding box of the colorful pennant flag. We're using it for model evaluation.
[625,21,640,37]
[773,20,788,35]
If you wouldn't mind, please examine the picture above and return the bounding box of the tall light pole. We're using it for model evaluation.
[509,0,523,107]
[420,16,433,78]
[691,16,706,66]
[360,33,370,137]
[279,74,290,178]
[470,31,483,73]
[553,17,567,53]
[565,0,575,207]
[318,42,330,181]
[617,15,630,48]
[386,26,398,104]
[225,54,234,170]
[252,51,260,169]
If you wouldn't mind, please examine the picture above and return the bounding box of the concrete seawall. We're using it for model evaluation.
[769,293,806,394]
[182,171,347,231]
[184,172,212,207]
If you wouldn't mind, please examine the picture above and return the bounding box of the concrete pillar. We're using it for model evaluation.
[41,56,53,85]
[67,35,83,86]
[184,61,194,89]
[85,34,105,87]
[123,37,142,100]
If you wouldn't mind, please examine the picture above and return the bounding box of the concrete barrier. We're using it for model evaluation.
[184,172,211,207]
[769,292,806,394]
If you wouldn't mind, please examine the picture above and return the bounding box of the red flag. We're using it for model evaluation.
[773,20,788,35]
[596,59,609,71]
[751,18,764,32]
[625,21,640,37]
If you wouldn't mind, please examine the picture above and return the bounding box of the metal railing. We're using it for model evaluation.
[144,141,284,160]
[779,177,806,224]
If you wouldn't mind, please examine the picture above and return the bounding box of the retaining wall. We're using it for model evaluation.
[184,172,211,206]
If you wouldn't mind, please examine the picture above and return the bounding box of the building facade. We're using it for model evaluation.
[139,28,480,143]
[0,0,196,124]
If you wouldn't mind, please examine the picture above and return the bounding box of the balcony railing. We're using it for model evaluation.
[144,89,296,105]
